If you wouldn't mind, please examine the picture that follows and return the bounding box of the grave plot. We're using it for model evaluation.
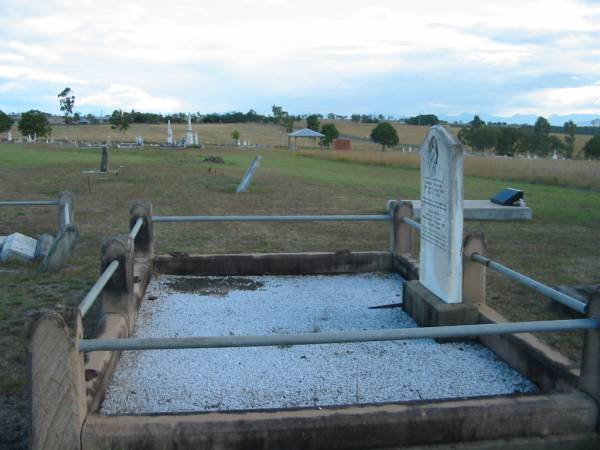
[101,273,535,414]
[27,127,600,449]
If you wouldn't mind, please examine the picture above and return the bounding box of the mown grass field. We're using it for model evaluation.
[1,142,599,447]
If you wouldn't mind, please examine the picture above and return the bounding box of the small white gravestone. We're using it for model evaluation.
[7,130,12,141]
[419,126,464,304]
[167,120,173,145]
[0,232,38,262]
[184,113,194,147]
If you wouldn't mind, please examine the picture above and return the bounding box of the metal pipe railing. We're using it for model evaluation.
[471,253,588,314]
[63,202,70,226]
[0,200,59,206]
[402,217,421,231]
[78,260,120,318]
[153,214,391,223]
[128,217,144,240]
[78,318,597,352]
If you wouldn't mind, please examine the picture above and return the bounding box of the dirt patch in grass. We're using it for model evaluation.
[166,276,264,297]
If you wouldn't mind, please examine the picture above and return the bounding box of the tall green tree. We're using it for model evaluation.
[109,109,131,132]
[529,116,552,156]
[495,127,525,156]
[18,110,52,137]
[563,120,577,158]
[306,114,321,131]
[370,122,399,151]
[583,135,600,159]
[0,110,13,133]
[534,116,551,136]
[58,87,75,124]
[320,123,339,148]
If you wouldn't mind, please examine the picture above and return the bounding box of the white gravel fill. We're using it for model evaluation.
[101,273,536,415]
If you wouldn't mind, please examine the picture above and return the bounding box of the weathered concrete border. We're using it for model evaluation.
[26,306,86,450]
[477,305,580,392]
[154,251,393,276]
[81,392,597,450]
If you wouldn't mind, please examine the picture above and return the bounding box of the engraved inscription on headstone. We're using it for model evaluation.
[419,126,464,303]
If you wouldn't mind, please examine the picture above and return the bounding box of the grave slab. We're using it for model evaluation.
[0,232,37,262]
[388,199,533,221]
[101,273,535,415]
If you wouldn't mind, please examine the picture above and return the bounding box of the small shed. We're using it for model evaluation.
[288,128,325,150]
[333,138,351,151]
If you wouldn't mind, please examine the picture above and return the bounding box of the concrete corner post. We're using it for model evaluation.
[58,191,74,232]
[129,202,154,260]
[390,200,415,256]
[580,290,600,406]
[101,235,135,333]
[462,232,487,305]
[26,306,86,450]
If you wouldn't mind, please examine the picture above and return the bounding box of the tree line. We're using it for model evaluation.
[456,115,592,158]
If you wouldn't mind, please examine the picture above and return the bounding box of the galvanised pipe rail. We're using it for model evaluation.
[78,260,120,318]
[78,318,597,352]
[153,214,392,223]
[63,202,70,226]
[402,217,421,231]
[471,253,588,314]
[128,217,144,240]
[0,200,59,206]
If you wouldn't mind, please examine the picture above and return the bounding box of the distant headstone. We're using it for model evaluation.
[0,232,38,263]
[7,130,12,141]
[418,126,464,304]
[100,146,109,172]
[167,120,173,145]
[185,113,194,147]
[236,155,262,193]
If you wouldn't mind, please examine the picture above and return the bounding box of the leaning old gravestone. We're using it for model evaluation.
[40,225,79,273]
[419,126,464,304]
[100,146,109,172]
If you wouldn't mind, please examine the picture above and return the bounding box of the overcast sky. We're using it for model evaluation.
[1,0,599,123]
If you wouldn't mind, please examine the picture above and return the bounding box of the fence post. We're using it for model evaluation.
[58,191,74,232]
[580,290,600,405]
[129,202,154,260]
[26,306,86,450]
[462,232,487,305]
[390,200,415,255]
[101,235,135,333]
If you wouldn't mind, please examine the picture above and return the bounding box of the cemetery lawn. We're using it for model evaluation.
[1,143,600,447]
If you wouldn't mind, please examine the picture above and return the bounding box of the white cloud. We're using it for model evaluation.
[0,65,86,84]
[0,0,600,115]
[79,84,182,112]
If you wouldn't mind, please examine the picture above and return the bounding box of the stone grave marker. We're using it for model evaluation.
[100,146,108,172]
[418,126,464,304]
[34,234,55,261]
[40,225,79,273]
[0,232,38,262]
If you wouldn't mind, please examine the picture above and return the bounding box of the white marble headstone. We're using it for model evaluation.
[0,232,38,262]
[418,126,464,303]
